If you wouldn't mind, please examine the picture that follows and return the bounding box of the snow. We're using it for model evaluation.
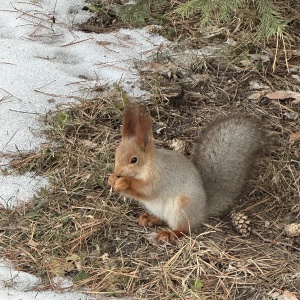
[0,0,167,298]
[0,174,48,208]
[0,260,91,300]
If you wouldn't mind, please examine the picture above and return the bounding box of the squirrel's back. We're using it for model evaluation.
[191,115,265,217]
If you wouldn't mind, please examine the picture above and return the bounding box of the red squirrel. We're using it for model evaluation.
[108,104,265,242]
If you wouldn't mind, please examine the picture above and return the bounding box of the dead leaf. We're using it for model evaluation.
[100,253,109,260]
[140,61,176,78]
[292,74,300,83]
[291,98,300,105]
[145,232,160,246]
[289,131,300,144]
[28,239,39,248]
[247,91,265,100]
[283,112,298,120]
[271,290,299,300]
[44,258,68,277]
[284,223,300,237]
[74,260,83,272]
[191,73,211,83]
[145,24,162,34]
[248,53,270,63]
[141,62,165,72]
[283,290,298,300]
[292,50,300,56]
[66,254,80,262]
[225,37,237,46]
[270,292,280,299]
[266,90,300,103]
[249,80,269,90]
[169,138,186,153]
[79,139,98,149]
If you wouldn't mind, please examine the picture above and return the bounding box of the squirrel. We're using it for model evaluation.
[108,104,265,242]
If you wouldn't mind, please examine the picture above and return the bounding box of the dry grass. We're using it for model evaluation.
[1,43,300,299]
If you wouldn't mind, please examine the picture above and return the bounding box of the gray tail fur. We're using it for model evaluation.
[191,115,266,217]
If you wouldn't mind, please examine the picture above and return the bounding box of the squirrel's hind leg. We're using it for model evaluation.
[155,229,188,243]
[139,214,189,243]
[138,212,165,227]
[155,221,190,243]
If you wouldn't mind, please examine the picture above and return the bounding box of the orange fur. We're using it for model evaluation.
[122,104,153,149]
[109,173,150,200]
[113,177,130,191]
[178,195,189,210]
[155,218,189,242]
[122,104,140,138]
[115,177,151,200]
[176,220,190,234]
[155,229,187,243]
[136,107,153,150]
[138,213,166,227]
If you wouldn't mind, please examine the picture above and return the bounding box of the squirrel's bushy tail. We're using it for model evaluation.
[191,115,266,217]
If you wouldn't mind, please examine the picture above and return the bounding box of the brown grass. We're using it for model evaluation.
[0,42,300,300]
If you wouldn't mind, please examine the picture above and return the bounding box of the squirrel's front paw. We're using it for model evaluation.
[114,177,130,191]
[108,173,117,187]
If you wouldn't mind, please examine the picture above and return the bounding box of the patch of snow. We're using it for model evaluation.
[0,260,91,300]
[0,174,48,209]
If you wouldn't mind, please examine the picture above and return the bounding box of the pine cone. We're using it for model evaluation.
[284,223,300,237]
[231,212,251,237]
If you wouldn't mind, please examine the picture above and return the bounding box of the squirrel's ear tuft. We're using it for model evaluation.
[122,104,153,150]
[122,104,141,138]
[136,106,153,150]
[138,106,152,135]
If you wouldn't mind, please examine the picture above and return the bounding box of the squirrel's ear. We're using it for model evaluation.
[136,107,153,151]
[122,104,141,138]
[122,104,153,150]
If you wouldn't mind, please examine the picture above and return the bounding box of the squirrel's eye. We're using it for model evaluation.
[130,157,137,164]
